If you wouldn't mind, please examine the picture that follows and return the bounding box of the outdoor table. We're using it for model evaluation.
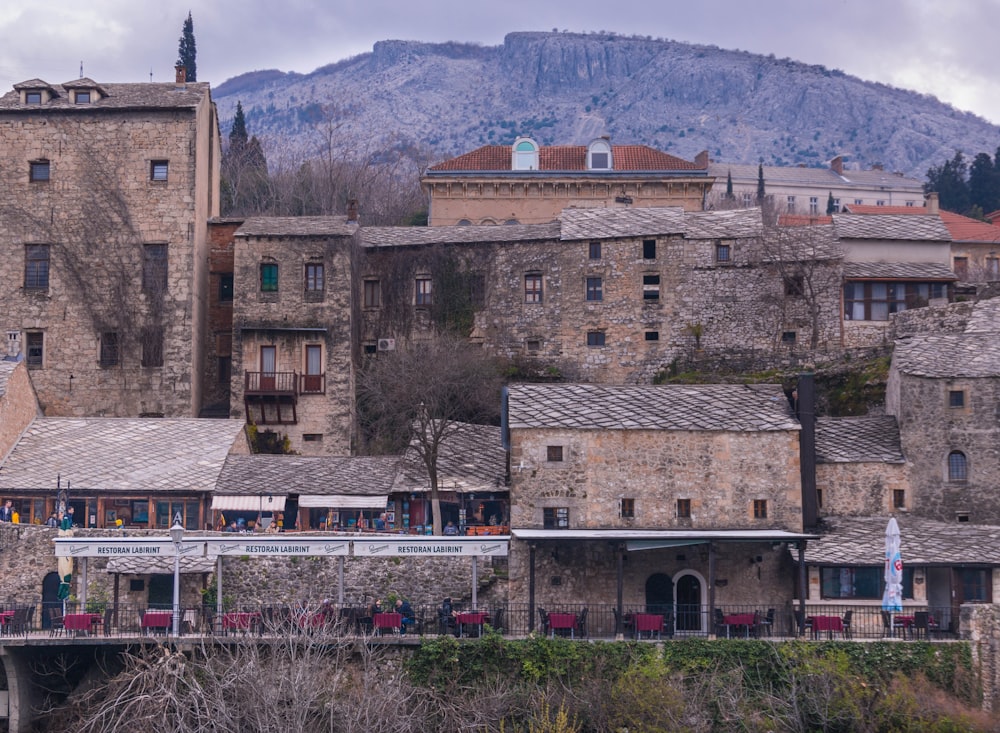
[455,612,488,638]
[723,613,756,638]
[894,615,915,639]
[0,610,15,634]
[808,615,843,639]
[633,613,665,640]
[141,611,172,634]
[63,613,102,635]
[373,612,402,635]
[223,612,260,634]
[548,612,578,638]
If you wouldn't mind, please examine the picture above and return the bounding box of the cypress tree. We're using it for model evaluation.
[725,171,734,200]
[230,102,248,150]
[756,163,766,203]
[177,12,197,82]
[826,191,836,215]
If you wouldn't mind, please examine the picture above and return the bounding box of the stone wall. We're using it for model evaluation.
[0,100,217,418]
[202,220,241,413]
[891,299,977,339]
[816,461,910,516]
[0,362,39,457]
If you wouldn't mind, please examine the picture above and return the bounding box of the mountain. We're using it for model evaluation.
[212,31,1000,178]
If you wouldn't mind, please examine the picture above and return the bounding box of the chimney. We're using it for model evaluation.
[829,156,843,175]
[175,64,186,86]
[347,199,359,223]
[694,150,709,168]
[796,373,818,529]
[925,192,939,215]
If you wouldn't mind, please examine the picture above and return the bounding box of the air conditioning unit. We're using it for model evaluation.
[377,338,396,352]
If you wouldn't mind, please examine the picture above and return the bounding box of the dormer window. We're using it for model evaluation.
[512,137,539,171]
[587,138,612,170]
[73,90,91,105]
[25,91,42,105]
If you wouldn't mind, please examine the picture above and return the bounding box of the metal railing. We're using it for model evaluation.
[0,601,958,642]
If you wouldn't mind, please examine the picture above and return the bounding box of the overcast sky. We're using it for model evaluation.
[2,0,998,125]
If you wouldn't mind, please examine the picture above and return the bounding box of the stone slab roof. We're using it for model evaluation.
[708,163,924,193]
[805,515,1000,566]
[215,455,400,496]
[847,206,1000,243]
[393,422,505,493]
[362,222,560,248]
[106,555,219,575]
[763,224,843,262]
[892,333,1000,378]
[963,296,1000,334]
[557,206,762,241]
[0,418,246,492]
[506,383,798,432]
[235,217,358,238]
[815,417,904,464]
[843,262,956,280]
[0,80,212,111]
[428,144,704,173]
[0,362,16,399]
[832,214,951,241]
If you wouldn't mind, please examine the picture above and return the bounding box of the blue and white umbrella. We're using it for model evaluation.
[882,517,903,613]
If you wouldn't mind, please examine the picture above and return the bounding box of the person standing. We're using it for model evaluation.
[0,501,13,522]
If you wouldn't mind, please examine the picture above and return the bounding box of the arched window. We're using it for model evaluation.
[512,137,539,171]
[587,138,612,170]
[947,450,968,482]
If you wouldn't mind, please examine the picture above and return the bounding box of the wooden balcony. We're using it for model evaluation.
[244,371,298,396]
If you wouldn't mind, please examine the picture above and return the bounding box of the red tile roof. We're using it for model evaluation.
[845,204,1000,243]
[428,144,703,172]
[779,214,833,226]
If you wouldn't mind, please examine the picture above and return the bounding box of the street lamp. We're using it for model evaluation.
[169,511,184,637]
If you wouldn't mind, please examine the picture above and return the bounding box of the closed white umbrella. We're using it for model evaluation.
[882,517,903,616]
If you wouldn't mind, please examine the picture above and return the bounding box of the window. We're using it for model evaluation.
[75,90,91,104]
[100,332,119,367]
[753,499,768,519]
[642,239,656,259]
[25,332,43,367]
[512,138,538,170]
[150,160,169,181]
[948,451,967,482]
[526,339,541,352]
[959,569,988,602]
[642,274,660,300]
[816,488,823,508]
[644,331,659,341]
[305,263,324,292]
[363,342,377,355]
[25,91,41,104]
[784,275,804,296]
[546,445,563,462]
[24,244,50,290]
[363,279,381,308]
[893,489,906,509]
[987,257,1000,281]
[302,344,324,393]
[260,263,278,292]
[676,498,691,519]
[742,193,754,207]
[141,327,164,367]
[833,197,841,211]
[786,196,796,213]
[218,273,234,302]
[781,331,797,345]
[589,242,601,259]
[29,159,50,182]
[586,331,605,347]
[588,139,611,170]
[948,390,965,408]
[620,498,635,518]
[586,276,603,301]
[821,567,914,599]
[218,356,231,385]
[303,434,323,442]
[142,244,168,293]
[876,200,886,207]
[715,241,731,263]
[543,507,569,529]
[953,257,969,280]
[809,196,819,215]
[415,277,432,306]
[524,272,543,303]
[854,199,863,206]
[843,281,946,321]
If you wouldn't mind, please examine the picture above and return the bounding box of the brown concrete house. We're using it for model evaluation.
[0,70,221,418]
[422,137,712,226]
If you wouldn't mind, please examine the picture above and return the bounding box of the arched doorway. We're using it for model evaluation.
[644,573,674,615]
[41,571,60,629]
[674,571,705,632]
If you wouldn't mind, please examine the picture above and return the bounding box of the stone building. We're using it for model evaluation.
[503,382,814,635]
[0,361,40,457]
[230,216,360,455]
[422,137,712,226]
[0,70,221,417]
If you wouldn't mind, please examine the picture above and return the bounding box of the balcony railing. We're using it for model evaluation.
[245,371,297,395]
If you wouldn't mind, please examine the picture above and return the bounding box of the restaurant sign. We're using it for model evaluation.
[205,539,349,557]
[356,538,508,557]
[54,539,204,557]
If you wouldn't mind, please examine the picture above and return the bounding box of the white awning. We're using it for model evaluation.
[210,495,287,511]
[298,494,389,509]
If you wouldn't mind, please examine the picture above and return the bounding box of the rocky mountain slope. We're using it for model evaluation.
[213,31,1000,177]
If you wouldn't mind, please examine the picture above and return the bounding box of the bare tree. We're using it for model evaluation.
[357,336,504,535]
